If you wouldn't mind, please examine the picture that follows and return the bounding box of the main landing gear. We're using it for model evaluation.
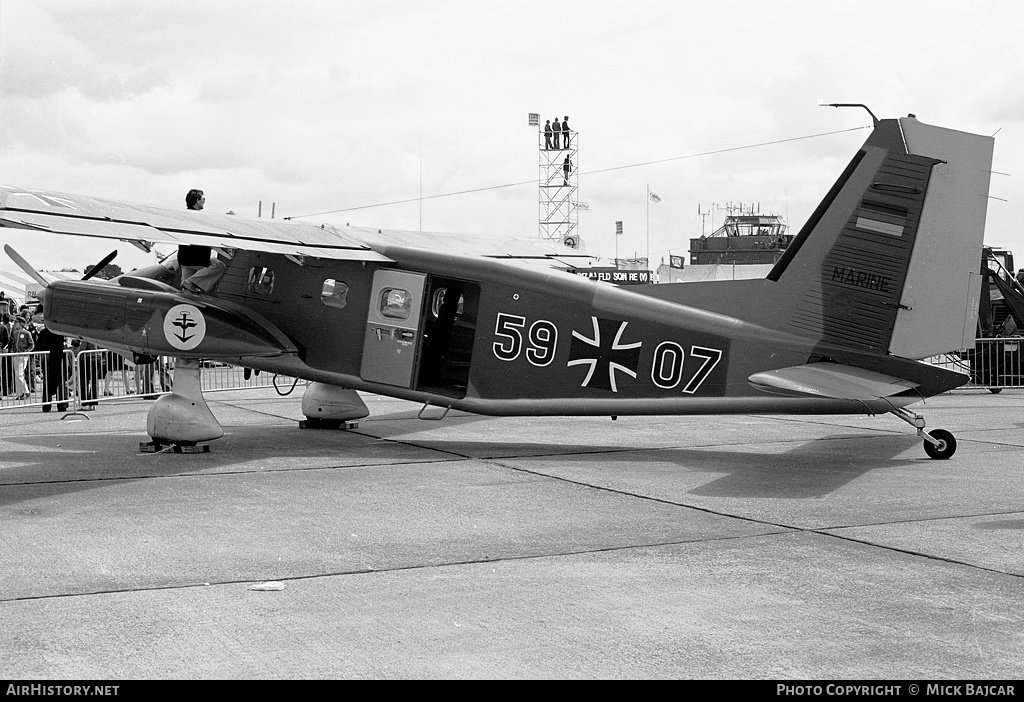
[889,407,957,460]
[298,383,369,429]
[142,357,223,452]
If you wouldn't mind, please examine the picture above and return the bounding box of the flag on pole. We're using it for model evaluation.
[649,191,662,203]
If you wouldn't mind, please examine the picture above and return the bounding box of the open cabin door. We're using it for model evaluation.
[360,269,427,388]
[359,270,480,397]
[415,276,480,399]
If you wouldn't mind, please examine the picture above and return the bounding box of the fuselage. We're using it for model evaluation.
[44,244,965,418]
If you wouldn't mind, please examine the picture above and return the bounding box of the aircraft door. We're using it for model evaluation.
[360,270,427,387]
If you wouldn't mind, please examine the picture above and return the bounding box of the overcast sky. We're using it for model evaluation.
[2,0,1021,273]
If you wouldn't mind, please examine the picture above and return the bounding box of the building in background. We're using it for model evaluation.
[689,214,791,265]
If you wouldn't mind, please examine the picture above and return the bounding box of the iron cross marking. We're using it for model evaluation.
[567,316,642,392]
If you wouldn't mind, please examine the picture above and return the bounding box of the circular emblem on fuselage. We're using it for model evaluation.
[163,304,207,351]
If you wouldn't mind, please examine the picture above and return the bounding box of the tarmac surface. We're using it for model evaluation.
[0,387,1022,679]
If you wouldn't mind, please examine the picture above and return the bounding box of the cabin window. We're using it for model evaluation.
[321,279,349,309]
[379,288,412,320]
[431,287,464,318]
[248,266,275,295]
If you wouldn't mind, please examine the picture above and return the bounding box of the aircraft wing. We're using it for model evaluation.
[0,186,591,266]
[747,363,919,401]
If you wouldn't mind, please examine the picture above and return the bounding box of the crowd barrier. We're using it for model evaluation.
[924,337,1023,392]
[0,348,300,413]
[1,338,1018,413]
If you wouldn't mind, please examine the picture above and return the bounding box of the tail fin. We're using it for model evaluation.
[763,116,993,357]
[637,115,994,358]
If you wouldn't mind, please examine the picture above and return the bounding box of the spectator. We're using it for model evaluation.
[180,192,226,293]
[0,314,10,397]
[10,316,34,400]
[185,189,205,211]
[36,320,68,412]
[73,339,104,409]
[135,359,156,397]
[103,350,133,396]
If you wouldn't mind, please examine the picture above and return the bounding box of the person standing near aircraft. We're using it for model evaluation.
[181,249,226,294]
[552,117,561,149]
[544,120,553,150]
[180,190,226,293]
[0,313,10,397]
[10,316,34,400]
[562,116,570,149]
[185,189,205,211]
[180,190,206,290]
[36,317,68,412]
[73,339,104,409]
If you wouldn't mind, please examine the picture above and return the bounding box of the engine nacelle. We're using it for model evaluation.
[45,280,297,359]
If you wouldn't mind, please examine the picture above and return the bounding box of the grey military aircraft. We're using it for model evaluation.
[0,112,994,458]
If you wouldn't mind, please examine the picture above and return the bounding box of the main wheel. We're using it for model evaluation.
[923,429,956,460]
[988,387,1003,394]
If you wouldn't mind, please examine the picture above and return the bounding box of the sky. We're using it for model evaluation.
[1,0,1022,274]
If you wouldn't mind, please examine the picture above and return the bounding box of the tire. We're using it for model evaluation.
[988,387,1003,394]
[923,429,957,460]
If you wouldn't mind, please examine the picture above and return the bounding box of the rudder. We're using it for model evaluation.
[886,117,993,358]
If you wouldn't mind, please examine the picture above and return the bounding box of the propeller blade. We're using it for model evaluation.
[82,250,118,281]
[3,245,49,288]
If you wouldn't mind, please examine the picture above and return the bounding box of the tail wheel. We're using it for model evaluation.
[923,429,956,460]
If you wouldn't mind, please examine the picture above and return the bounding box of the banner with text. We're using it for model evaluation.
[574,267,652,285]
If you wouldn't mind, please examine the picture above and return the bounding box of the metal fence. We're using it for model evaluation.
[925,337,1024,391]
[0,348,300,413]
[2,338,1019,413]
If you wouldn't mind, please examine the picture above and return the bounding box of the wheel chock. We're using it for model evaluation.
[298,418,360,430]
[139,440,211,454]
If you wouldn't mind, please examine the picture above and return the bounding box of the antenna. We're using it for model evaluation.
[820,102,879,124]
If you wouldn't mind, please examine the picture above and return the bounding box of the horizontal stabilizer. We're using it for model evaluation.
[747,363,918,401]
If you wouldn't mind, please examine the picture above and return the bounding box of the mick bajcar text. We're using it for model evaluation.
[778,685,1015,697]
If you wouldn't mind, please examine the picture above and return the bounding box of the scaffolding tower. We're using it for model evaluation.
[538,124,579,248]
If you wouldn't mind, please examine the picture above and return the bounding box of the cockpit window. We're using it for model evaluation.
[248,267,275,295]
[380,288,412,319]
[321,279,349,308]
